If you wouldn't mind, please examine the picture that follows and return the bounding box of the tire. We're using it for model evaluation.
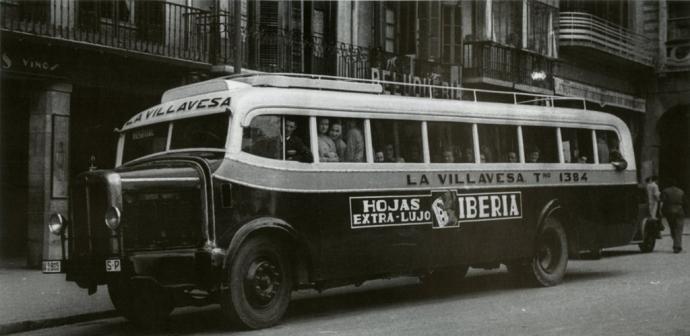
[638,220,658,253]
[520,217,568,287]
[108,278,173,330]
[639,236,656,253]
[221,236,293,330]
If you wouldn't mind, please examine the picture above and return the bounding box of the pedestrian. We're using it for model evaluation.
[660,178,687,253]
[646,176,661,220]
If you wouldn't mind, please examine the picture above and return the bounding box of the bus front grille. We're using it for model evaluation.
[121,188,203,250]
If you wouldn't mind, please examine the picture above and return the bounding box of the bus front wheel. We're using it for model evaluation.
[221,236,293,330]
[510,217,568,287]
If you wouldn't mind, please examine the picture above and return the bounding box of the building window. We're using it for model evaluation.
[312,9,325,58]
[385,7,396,53]
[80,0,134,23]
[524,0,557,57]
[491,0,520,46]
[442,4,463,64]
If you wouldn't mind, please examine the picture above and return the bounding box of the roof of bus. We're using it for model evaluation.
[120,74,630,135]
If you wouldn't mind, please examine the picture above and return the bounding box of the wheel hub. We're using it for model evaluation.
[245,258,282,307]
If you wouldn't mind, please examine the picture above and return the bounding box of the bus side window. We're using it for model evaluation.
[477,124,518,163]
[522,126,558,163]
[242,115,282,160]
[596,130,620,164]
[284,116,312,163]
[428,121,473,163]
[318,117,366,163]
[371,119,423,163]
[243,115,312,162]
[561,128,594,163]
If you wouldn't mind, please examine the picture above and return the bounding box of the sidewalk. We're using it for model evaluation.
[0,258,115,335]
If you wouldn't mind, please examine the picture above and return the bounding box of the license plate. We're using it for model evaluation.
[105,259,121,272]
[42,260,62,273]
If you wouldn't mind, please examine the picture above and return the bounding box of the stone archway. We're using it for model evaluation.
[657,105,690,190]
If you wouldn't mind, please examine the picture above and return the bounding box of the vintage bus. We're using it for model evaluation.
[45,74,639,330]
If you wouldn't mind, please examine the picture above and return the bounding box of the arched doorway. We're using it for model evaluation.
[658,105,690,191]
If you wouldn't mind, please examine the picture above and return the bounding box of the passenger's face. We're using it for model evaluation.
[443,151,454,163]
[375,152,384,162]
[529,151,540,162]
[318,119,330,134]
[385,145,395,159]
[508,152,517,163]
[329,124,342,139]
[285,121,297,136]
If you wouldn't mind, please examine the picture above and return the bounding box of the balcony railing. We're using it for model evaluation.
[559,12,653,67]
[1,1,211,64]
[463,41,554,92]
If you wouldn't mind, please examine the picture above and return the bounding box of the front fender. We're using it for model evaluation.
[223,216,298,268]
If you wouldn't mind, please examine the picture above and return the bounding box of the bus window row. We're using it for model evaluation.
[241,114,621,165]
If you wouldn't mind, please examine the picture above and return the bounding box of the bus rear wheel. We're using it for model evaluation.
[221,236,293,330]
[511,217,568,287]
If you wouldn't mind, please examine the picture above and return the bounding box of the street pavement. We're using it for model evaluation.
[2,219,690,335]
[0,258,114,335]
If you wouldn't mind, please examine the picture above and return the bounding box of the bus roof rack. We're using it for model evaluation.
[227,73,384,94]
[224,73,588,110]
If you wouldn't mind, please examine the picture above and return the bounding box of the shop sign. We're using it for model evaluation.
[371,67,462,99]
[1,51,65,77]
[554,77,645,113]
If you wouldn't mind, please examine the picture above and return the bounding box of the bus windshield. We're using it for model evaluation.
[122,114,229,162]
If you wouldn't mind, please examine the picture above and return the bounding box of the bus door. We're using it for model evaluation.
[317,192,432,280]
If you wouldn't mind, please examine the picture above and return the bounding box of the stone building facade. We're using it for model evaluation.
[1,0,688,266]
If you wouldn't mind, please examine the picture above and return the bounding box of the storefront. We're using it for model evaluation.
[0,36,203,266]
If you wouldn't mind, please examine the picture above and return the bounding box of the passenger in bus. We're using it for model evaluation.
[480,153,487,163]
[343,120,365,162]
[329,121,347,161]
[284,118,312,163]
[528,147,541,163]
[453,147,464,163]
[577,156,588,163]
[464,147,474,163]
[317,118,339,162]
[442,148,455,163]
[375,150,385,162]
[507,151,518,163]
[480,145,493,163]
[384,144,404,162]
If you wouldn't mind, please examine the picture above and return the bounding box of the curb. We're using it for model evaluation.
[0,310,117,335]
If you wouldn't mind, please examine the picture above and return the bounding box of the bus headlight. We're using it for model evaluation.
[48,213,66,235]
[105,206,122,231]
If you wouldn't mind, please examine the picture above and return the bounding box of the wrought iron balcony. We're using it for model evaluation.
[212,15,371,77]
[1,1,211,64]
[463,41,554,93]
[559,12,654,67]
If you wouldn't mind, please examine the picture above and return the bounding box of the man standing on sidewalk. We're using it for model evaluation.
[661,179,687,253]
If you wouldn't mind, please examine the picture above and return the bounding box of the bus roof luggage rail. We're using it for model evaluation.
[224,73,589,111]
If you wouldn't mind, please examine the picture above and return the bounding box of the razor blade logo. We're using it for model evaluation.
[431,191,522,228]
